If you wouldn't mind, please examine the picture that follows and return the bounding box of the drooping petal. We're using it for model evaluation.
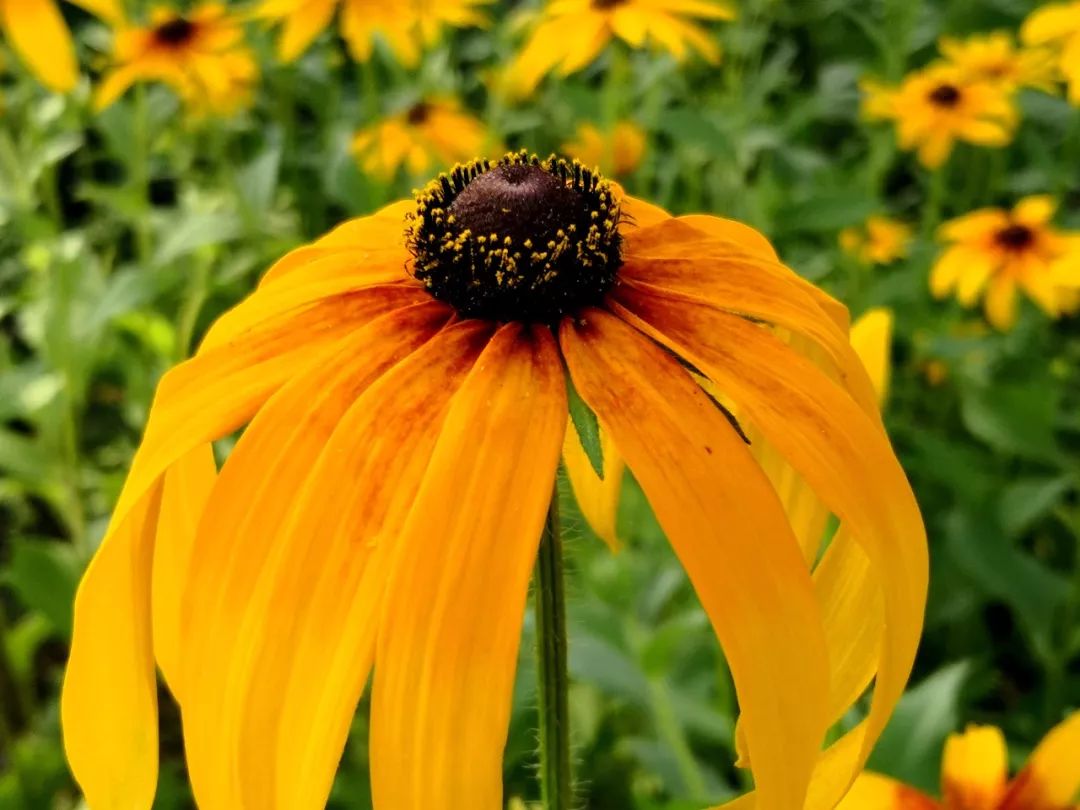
[999,711,1080,810]
[849,307,894,406]
[613,288,927,809]
[835,772,939,810]
[941,725,1008,810]
[234,321,494,810]
[151,445,216,693]
[61,288,424,810]
[371,324,567,810]
[178,302,451,809]
[0,0,78,91]
[561,308,831,810]
[61,488,163,810]
[563,421,624,551]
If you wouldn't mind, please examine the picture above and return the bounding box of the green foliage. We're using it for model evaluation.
[1,0,1079,808]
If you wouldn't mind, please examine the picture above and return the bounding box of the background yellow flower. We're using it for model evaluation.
[562,120,646,176]
[840,216,913,265]
[504,0,735,95]
[864,64,1017,168]
[350,99,494,178]
[95,4,258,114]
[837,714,1080,810]
[1022,1,1080,103]
[931,195,1080,330]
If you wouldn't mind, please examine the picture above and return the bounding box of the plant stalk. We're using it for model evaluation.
[535,489,572,810]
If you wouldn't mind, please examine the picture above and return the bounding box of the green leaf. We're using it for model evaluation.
[959,380,1060,461]
[567,372,603,479]
[945,508,1069,660]
[1,538,81,638]
[1000,476,1074,537]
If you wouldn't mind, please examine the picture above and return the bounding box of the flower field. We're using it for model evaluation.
[0,1,1078,808]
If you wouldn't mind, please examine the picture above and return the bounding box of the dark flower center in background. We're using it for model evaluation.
[406,102,431,126]
[406,151,622,323]
[154,18,197,46]
[592,0,629,8]
[995,223,1035,250]
[928,83,962,107]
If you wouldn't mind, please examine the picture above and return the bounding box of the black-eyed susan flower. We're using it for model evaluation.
[61,151,927,810]
[939,31,1059,92]
[1022,1,1080,104]
[351,98,494,179]
[838,715,1080,810]
[95,3,258,115]
[562,119,647,176]
[861,65,1017,169]
[840,216,913,266]
[254,0,490,66]
[931,195,1080,330]
[0,0,120,91]
[505,0,735,96]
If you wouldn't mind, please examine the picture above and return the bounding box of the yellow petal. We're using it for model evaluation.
[941,725,1008,810]
[561,309,831,810]
[849,307,894,407]
[984,276,1018,330]
[836,772,939,810]
[1013,195,1058,227]
[61,486,163,810]
[277,0,338,61]
[371,324,567,810]
[178,302,451,809]
[151,445,216,693]
[0,0,77,91]
[999,711,1080,809]
[563,420,624,551]
[613,287,928,809]
[234,321,494,809]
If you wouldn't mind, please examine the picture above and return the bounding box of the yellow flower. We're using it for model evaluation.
[254,0,491,66]
[838,715,1080,810]
[1022,1,1080,104]
[861,64,1017,169]
[562,120,647,176]
[61,151,926,810]
[939,31,1060,92]
[351,99,494,179]
[94,4,258,115]
[931,195,1080,330]
[505,0,736,96]
[840,216,913,265]
[0,0,121,91]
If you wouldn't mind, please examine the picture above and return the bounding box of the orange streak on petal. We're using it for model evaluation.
[235,320,495,810]
[179,302,451,809]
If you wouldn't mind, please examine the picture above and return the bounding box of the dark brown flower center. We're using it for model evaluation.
[154,18,197,46]
[406,152,622,323]
[406,102,431,126]
[995,223,1034,250]
[928,83,962,107]
[592,0,628,7]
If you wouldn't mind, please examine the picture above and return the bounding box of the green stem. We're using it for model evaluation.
[535,489,572,810]
[0,605,29,744]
